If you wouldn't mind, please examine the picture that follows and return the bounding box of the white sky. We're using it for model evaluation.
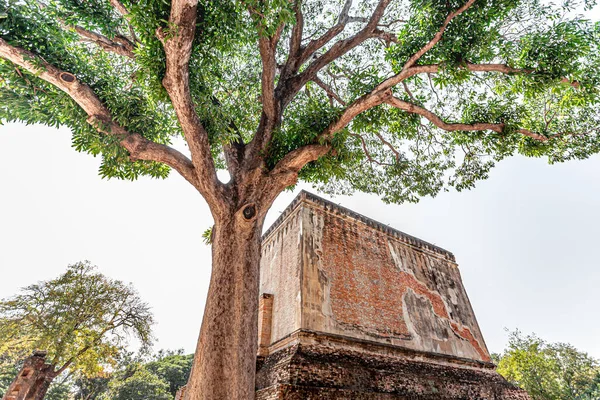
[0,122,599,359]
[1,3,600,361]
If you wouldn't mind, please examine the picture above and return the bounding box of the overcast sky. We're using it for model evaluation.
[1,121,599,359]
[1,5,600,360]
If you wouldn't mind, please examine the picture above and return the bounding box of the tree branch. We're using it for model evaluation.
[385,96,549,141]
[258,25,284,122]
[68,25,135,58]
[312,76,346,105]
[267,144,330,194]
[267,86,394,178]
[157,0,224,203]
[109,0,138,43]
[299,0,353,65]
[281,0,392,107]
[244,24,286,172]
[280,0,305,80]
[372,62,578,96]
[109,0,130,17]
[0,38,199,187]
[402,0,476,70]
[320,87,393,141]
[350,133,394,166]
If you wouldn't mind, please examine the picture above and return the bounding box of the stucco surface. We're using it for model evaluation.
[260,206,303,344]
[261,191,490,362]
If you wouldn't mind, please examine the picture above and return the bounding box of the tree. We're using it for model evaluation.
[0,0,599,398]
[100,368,172,400]
[0,362,18,397]
[72,374,111,400]
[0,261,154,399]
[71,350,193,400]
[146,350,194,397]
[496,331,600,400]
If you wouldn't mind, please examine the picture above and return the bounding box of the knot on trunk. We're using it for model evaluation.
[242,204,256,220]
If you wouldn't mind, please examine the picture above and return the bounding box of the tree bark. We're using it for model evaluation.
[184,207,265,400]
[2,352,56,400]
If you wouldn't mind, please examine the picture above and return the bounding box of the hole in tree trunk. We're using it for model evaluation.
[60,73,75,83]
[243,205,256,220]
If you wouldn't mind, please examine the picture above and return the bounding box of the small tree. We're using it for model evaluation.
[496,331,600,400]
[1,0,599,398]
[0,261,154,400]
[100,368,172,400]
[146,350,194,397]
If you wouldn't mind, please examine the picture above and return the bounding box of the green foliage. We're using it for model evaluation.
[0,361,17,398]
[0,261,154,377]
[101,367,172,400]
[146,350,194,396]
[0,348,193,399]
[92,349,192,400]
[45,380,72,400]
[202,226,213,245]
[496,331,600,400]
[0,0,599,203]
[72,374,111,400]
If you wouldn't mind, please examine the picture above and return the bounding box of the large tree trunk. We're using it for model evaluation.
[184,208,265,400]
[2,352,56,400]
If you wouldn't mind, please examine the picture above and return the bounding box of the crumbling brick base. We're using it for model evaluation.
[256,332,529,400]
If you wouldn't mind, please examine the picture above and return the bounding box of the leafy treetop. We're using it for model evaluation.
[0,261,154,379]
[0,0,598,205]
[495,330,600,400]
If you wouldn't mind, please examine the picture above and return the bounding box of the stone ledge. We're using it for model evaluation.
[262,329,496,371]
[262,191,455,262]
[256,332,529,400]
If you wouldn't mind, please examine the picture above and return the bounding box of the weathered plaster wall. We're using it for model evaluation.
[256,337,528,400]
[260,206,303,344]
[299,194,490,362]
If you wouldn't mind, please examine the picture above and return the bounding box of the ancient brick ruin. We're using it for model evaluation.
[255,191,529,399]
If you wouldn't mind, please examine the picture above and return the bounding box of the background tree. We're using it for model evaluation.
[0,0,599,398]
[100,367,172,400]
[71,374,110,400]
[495,331,600,400]
[0,261,154,399]
[145,350,194,397]
[0,362,17,398]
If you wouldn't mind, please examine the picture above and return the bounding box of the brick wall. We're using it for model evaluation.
[260,191,490,363]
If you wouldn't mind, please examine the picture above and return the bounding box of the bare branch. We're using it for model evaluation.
[385,96,549,141]
[108,0,138,43]
[372,62,577,95]
[312,76,346,105]
[371,28,398,46]
[350,133,394,166]
[68,25,135,58]
[158,0,223,202]
[109,0,130,17]
[402,0,476,70]
[270,144,331,175]
[245,23,287,170]
[319,88,393,141]
[280,0,305,80]
[282,0,392,106]
[373,131,401,161]
[0,38,199,187]
[258,25,284,121]
[300,0,354,65]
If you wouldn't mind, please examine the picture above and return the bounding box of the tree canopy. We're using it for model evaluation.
[0,349,194,400]
[495,331,600,400]
[0,261,154,380]
[1,0,598,203]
